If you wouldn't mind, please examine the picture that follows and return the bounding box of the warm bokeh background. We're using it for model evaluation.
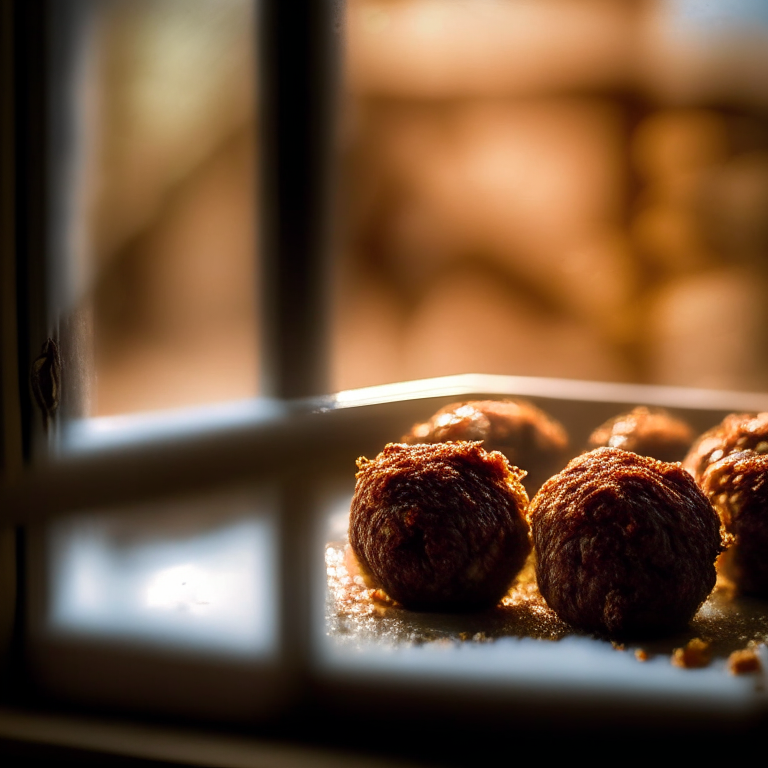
[77,0,768,415]
[79,0,259,415]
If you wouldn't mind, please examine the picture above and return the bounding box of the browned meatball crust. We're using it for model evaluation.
[683,412,768,481]
[587,406,694,463]
[701,450,768,596]
[529,448,726,638]
[349,442,530,612]
[402,399,569,493]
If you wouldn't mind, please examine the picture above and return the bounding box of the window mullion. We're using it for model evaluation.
[11,0,49,467]
[259,0,339,400]
[1,0,22,482]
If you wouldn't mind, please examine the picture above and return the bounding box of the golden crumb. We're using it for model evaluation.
[612,641,626,651]
[635,649,649,662]
[728,647,762,675]
[350,442,531,611]
[671,638,711,669]
[371,588,394,604]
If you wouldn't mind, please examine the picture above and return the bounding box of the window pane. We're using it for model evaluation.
[332,0,768,393]
[316,0,768,725]
[27,486,285,719]
[72,0,259,416]
[44,489,277,658]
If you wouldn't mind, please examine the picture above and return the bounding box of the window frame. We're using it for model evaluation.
[6,1,768,762]
[1,0,343,727]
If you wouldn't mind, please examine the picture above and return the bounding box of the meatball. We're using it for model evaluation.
[700,450,767,596]
[402,399,569,493]
[683,412,768,481]
[529,448,725,638]
[587,406,694,463]
[349,442,531,612]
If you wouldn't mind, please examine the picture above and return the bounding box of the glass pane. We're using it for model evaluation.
[332,0,768,394]
[66,0,259,416]
[316,0,768,726]
[44,488,277,658]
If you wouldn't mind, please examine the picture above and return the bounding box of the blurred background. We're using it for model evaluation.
[74,0,768,416]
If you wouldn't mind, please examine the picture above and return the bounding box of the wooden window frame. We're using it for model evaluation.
[0,0,349,745]
[5,2,768,763]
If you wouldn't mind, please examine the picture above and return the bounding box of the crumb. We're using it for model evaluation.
[728,647,762,675]
[671,637,711,668]
[684,412,768,481]
[701,450,768,597]
[635,649,649,662]
[612,641,626,651]
[587,406,694,463]
[350,442,530,611]
[402,399,569,493]
[370,589,393,604]
[530,448,724,638]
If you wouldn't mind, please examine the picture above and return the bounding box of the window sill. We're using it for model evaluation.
[0,705,407,768]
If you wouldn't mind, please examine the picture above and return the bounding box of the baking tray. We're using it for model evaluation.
[313,375,768,729]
